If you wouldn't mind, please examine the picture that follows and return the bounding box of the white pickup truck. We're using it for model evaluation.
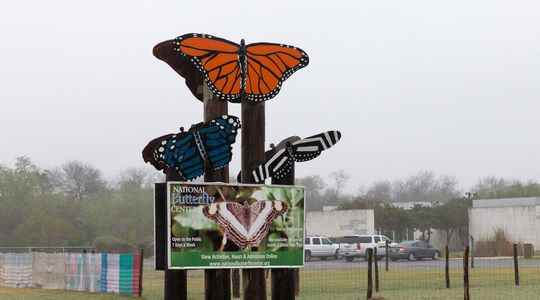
[304,236,339,261]
[333,234,396,262]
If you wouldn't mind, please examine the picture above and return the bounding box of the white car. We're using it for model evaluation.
[304,236,339,261]
[334,235,396,262]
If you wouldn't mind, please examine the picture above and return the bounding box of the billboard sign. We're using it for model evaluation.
[167,182,305,269]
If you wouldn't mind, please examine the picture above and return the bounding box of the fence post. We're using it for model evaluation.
[139,248,144,297]
[445,245,450,289]
[470,236,474,269]
[463,246,470,300]
[366,248,373,300]
[513,243,520,286]
[385,240,389,272]
[374,248,379,293]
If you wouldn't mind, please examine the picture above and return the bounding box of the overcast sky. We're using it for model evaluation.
[1,1,539,193]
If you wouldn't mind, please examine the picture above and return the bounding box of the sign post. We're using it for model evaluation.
[271,164,296,300]
[203,85,231,300]
[165,170,187,300]
[241,101,267,300]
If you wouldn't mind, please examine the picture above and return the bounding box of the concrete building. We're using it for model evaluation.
[306,209,374,237]
[469,197,540,249]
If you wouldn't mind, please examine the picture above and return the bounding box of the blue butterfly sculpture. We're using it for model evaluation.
[239,130,342,183]
[142,115,241,180]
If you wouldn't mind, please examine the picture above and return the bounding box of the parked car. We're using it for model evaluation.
[389,240,440,261]
[332,235,396,262]
[304,236,339,261]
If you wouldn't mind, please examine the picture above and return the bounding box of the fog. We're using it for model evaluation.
[1,0,539,191]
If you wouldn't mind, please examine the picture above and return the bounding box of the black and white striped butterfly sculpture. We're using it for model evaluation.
[243,130,342,183]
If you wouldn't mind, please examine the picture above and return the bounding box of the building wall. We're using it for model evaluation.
[306,209,374,237]
[469,205,540,249]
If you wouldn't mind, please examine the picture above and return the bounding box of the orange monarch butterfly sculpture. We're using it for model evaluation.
[173,33,309,103]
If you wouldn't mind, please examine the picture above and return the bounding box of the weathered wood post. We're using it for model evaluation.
[366,248,373,300]
[513,243,520,286]
[463,246,470,300]
[241,101,266,300]
[445,245,450,289]
[271,166,296,300]
[374,247,379,293]
[202,85,232,300]
[232,270,240,298]
[165,170,187,300]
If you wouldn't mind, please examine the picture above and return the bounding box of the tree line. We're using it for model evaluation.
[0,157,159,252]
[1,157,539,251]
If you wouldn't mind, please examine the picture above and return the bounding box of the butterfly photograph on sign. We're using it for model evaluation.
[203,200,288,250]
[171,33,309,103]
[142,115,241,181]
[241,131,342,183]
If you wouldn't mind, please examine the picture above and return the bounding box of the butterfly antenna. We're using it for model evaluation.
[216,188,227,202]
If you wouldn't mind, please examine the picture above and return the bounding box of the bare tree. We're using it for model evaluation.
[364,180,392,202]
[391,171,460,203]
[48,161,106,200]
[329,170,350,202]
[297,175,327,211]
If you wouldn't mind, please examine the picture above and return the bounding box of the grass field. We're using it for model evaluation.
[1,265,539,300]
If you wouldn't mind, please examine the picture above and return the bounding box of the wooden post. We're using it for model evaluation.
[445,245,450,289]
[294,269,300,296]
[165,168,187,300]
[374,247,379,293]
[232,270,240,298]
[241,101,266,300]
[513,243,520,286]
[385,240,389,272]
[271,166,296,300]
[203,85,232,300]
[463,246,470,300]
[366,248,373,300]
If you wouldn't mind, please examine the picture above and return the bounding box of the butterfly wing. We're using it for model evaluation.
[142,131,205,180]
[291,130,342,162]
[196,115,241,170]
[250,148,294,183]
[203,202,250,249]
[173,34,243,102]
[244,43,309,102]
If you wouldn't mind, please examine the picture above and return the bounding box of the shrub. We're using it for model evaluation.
[474,229,514,257]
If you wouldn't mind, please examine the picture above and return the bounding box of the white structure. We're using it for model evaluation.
[306,209,374,237]
[392,201,432,210]
[469,197,540,249]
